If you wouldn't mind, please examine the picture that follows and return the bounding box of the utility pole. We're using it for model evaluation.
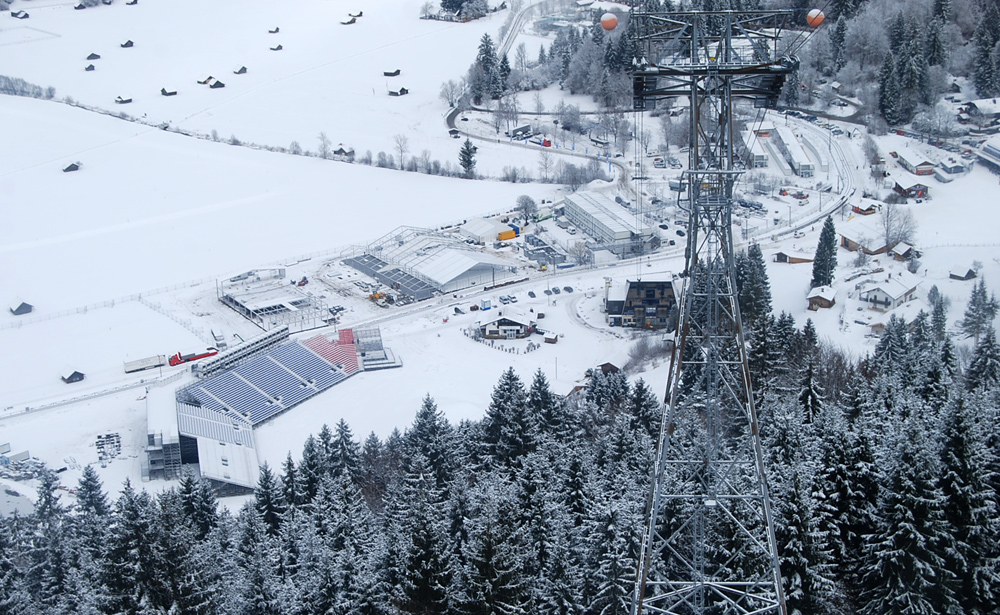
[629,10,796,615]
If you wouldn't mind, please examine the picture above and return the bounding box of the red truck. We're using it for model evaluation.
[168,348,218,367]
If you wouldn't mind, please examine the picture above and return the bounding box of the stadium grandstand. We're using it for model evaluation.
[145,327,399,494]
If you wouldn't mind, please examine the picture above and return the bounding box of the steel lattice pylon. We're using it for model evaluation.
[629,10,797,615]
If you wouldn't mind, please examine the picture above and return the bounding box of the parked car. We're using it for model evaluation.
[509,295,518,303]
[563,286,574,293]
[543,289,552,295]
[676,229,686,236]
[499,295,510,304]
[552,287,561,294]
[528,291,536,298]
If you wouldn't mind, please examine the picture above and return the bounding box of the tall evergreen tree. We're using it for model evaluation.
[961,278,999,343]
[255,462,286,537]
[737,242,773,326]
[480,367,536,468]
[331,418,361,481]
[859,414,959,615]
[879,52,903,125]
[459,139,477,179]
[810,216,838,289]
[966,327,1000,391]
[940,397,1000,615]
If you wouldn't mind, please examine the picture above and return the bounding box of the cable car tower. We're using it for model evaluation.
[629,10,797,615]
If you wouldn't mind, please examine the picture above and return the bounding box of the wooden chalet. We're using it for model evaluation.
[121,40,134,48]
[774,251,814,264]
[87,53,101,60]
[209,80,225,89]
[197,75,214,84]
[892,182,929,199]
[115,96,132,104]
[85,64,96,71]
[63,163,80,172]
[806,286,836,310]
[269,26,280,33]
[383,69,401,77]
[74,4,86,9]
[340,16,356,24]
[126,0,137,5]
[388,87,409,96]
[270,44,283,50]
[233,66,247,75]
[349,10,363,17]
[11,10,29,19]
[161,87,177,96]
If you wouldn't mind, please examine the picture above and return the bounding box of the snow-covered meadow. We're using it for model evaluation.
[2,0,999,508]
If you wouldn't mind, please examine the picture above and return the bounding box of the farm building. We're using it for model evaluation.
[332,144,355,160]
[858,271,919,311]
[209,80,225,89]
[839,217,887,255]
[87,53,101,60]
[950,267,977,281]
[234,66,247,74]
[888,242,920,262]
[894,150,935,175]
[561,192,654,257]
[383,69,401,77]
[774,251,813,264]
[9,301,33,316]
[121,40,134,48]
[115,96,132,104]
[197,75,214,84]
[389,87,409,96]
[270,44,283,51]
[11,11,29,19]
[63,163,80,172]
[478,308,534,339]
[85,64,95,71]
[806,286,836,310]
[61,370,85,384]
[604,278,677,329]
[161,88,177,96]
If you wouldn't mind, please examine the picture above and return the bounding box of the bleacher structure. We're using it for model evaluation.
[146,327,400,495]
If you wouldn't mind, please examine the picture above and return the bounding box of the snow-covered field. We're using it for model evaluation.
[2,0,999,505]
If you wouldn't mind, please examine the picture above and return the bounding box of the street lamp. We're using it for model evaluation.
[788,205,792,226]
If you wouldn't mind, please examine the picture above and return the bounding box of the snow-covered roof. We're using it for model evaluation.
[871,299,928,328]
[806,286,836,301]
[895,148,935,169]
[487,306,532,325]
[196,437,258,489]
[146,385,179,445]
[411,248,509,286]
[864,270,919,300]
[967,98,1000,115]
[461,217,504,237]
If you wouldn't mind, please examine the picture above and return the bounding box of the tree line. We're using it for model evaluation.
[3,263,1000,614]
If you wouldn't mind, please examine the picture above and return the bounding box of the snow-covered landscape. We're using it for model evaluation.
[3,0,1000,611]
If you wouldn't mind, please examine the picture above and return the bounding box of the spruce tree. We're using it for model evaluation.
[961,278,999,343]
[255,462,286,537]
[459,139,477,179]
[859,414,959,615]
[810,216,837,289]
[481,367,537,468]
[966,327,1000,391]
[331,418,361,481]
[940,397,1000,615]
[879,52,903,125]
[737,243,772,326]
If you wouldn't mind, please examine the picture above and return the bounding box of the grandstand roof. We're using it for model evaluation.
[411,248,510,286]
[176,402,254,447]
[197,437,258,489]
[146,385,180,445]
